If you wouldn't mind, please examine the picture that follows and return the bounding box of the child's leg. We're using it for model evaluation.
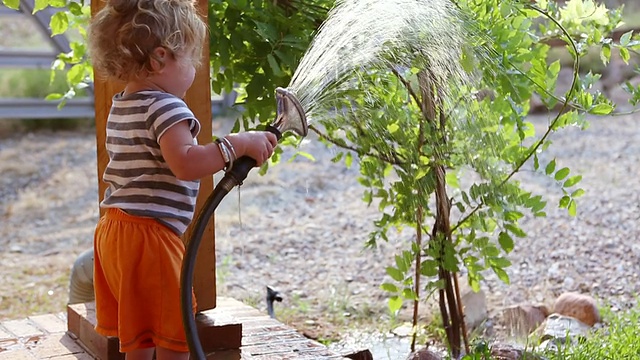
[125,348,154,360]
[155,347,190,360]
[99,208,197,353]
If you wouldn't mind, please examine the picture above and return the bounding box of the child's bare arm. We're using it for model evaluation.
[159,120,278,181]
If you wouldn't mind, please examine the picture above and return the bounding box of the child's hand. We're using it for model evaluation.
[226,131,278,166]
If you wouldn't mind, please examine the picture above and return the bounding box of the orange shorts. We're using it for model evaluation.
[93,208,197,353]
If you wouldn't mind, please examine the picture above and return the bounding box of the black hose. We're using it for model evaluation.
[181,126,282,359]
[180,174,234,360]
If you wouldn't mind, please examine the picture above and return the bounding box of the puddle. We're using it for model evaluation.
[328,331,413,360]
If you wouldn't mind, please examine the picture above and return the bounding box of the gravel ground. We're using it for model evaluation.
[0,110,639,345]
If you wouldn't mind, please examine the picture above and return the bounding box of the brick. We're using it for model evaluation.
[31,333,86,358]
[67,303,124,360]
[3,319,43,339]
[67,304,88,337]
[204,349,242,360]
[196,311,242,351]
[243,338,313,356]
[0,349,35,360]
[29,313,67,334]
[243,331,303,346]
[51,355,95,360]
[0,338,20,352]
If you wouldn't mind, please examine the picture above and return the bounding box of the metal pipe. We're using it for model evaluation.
[68,248,95,304]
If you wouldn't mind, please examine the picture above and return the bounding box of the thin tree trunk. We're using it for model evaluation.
[411,204,423,352]
[418,69,464,358]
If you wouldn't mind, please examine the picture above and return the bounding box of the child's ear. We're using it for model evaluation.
[150,47,168,72]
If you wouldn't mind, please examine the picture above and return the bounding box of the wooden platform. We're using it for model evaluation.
[0,297,352,359]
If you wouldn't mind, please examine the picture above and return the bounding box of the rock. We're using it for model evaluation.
[407,348,443,360]
[392,323,414,337]
[553,292,600,326]
[502,303,550,338]
[490,342,544,360]
[459,277,488,330]
[535,313,592,351]
[344,349,374,360]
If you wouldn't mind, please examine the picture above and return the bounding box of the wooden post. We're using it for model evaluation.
[92,0,216,311]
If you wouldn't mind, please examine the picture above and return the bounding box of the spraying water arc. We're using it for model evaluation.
[180,87,307,360]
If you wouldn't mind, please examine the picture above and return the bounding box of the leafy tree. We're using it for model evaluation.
[8,0,639,357]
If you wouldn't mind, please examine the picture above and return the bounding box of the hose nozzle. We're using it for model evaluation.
[273,87,308,137]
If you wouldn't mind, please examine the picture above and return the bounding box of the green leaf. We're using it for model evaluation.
[620,30,633,46]
[345,152,353,168]
[545,159,556,175]
[50,12,69,36]
[554,167,570,181]
[415,167,428,180]
[446,172,459,189]
[563,175,582,188]
[33,0,48,13]
[589,103,614,115]
[253,21,278,42]
[498,232,514,253]
[571,188,586,198]
[620,47,630,64]
[395,254,409,273]
[68,2,84,16]
[420,260,439,277]
[66,64,85,85]
[387,123,399,134]
[362,190,372,204]
[386,267,404,282]
[492,266,510,284]
[468,276,481,293]
[266,54,284,77]
[380,283,398,293]
[490,256,512,268]
[402,288,418,300]
[505,224,526,238]
[45,93,63,101]
[3,0,19,10]
[568,200,577,216]
[48,0,66,7]
[388,296,403,314]
[291,151,315,162]
[559,195,571,208]
[601,44,611,65]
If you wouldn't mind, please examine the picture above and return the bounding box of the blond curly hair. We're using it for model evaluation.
[88,0,207,81]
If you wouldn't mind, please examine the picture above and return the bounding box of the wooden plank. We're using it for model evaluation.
[91,0,216,311]
[183,0,216,312]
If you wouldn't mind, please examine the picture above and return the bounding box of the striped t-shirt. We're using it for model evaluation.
[100,90,201,236]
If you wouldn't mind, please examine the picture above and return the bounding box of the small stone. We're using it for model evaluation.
[563,277,575,290]
[502,303,550,338]
[459,276,488,330]
[391,323,413,337]
[538,313,592,344]
[553,292,600,326]
[406,348,443,360]
[490,342,544,360]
